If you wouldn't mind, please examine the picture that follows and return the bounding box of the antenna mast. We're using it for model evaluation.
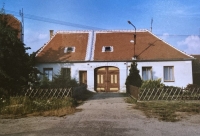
[19,8,24,42]
[1,2,5,13]
[151,18,153,32]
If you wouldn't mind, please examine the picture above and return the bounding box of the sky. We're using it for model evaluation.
[1,0,200,54]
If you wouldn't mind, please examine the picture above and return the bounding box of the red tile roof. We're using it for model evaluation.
[36,30,193,63]
[93,30,192,61]
[0,14,21,38]
[36,31,89,62]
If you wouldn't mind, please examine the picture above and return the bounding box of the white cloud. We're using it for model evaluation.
[177,35,200,54]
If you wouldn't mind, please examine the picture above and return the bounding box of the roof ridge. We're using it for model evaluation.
[147,30,194,59]
[57,30,93,33]
[94,29,148,33]
[56,29,148,33]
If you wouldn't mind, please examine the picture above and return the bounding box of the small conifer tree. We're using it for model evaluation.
[125,61,142,90]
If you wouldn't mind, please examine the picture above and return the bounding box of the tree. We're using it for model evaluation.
[192,59,200,73]
[125,61,142,89]
[0,14,31,95]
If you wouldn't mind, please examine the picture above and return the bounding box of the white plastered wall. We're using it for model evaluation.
[36,60,193,93]
[135,60,193,87]
[36,62,128,92]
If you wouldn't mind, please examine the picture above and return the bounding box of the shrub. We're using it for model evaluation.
[39,70,79,88]
[0,88,9,110]
[125,61,142,90]
[141,78,164,89]
[186,84,200,89]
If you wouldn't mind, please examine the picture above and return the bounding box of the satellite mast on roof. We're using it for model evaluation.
[19,8,24,42]
[150,18,153,32]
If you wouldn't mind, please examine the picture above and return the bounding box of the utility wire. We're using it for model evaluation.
[4,9,200,36]
[5,9,105,30]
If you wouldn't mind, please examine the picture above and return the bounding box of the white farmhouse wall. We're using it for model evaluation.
[36,62,128,92]
[36,60,193,93]
[135,60,193,87]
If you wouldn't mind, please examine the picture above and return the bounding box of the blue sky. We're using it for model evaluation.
[1,0,200,54]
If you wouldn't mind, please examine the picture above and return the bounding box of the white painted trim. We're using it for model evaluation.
[85,31,94,61]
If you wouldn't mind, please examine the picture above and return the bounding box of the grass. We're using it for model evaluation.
[0,90,94,119]
[126,96,200,122]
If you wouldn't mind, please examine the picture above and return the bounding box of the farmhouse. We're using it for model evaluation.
[35,30,193,92]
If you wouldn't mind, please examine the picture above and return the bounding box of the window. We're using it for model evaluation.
[105,46,111,51]
[164,66,174,81]
[43,68,53,81]
[102,46,113,52]
[61,68,71,78]
[142,67,152,80]
[64,47,75,53]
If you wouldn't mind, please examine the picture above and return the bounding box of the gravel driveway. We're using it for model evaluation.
[0,93,200,136]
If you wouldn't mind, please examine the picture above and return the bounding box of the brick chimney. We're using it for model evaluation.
[50,30,54,39]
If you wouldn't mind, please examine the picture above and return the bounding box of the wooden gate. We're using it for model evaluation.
[95,66,119,92]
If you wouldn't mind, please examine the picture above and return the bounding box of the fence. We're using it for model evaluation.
[129,86,200,101]
[24,84,87,99]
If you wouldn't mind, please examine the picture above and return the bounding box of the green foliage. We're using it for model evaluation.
[125,61,142,88]
[186,84,200,89]
[51,71,78,88]
[0,14,32,95]
[39,70,78,88]
[141,79,165,89]
[40,76,51,88]
[163,85,181,90]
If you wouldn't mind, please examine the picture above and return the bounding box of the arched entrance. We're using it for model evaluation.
[94,66,119,92]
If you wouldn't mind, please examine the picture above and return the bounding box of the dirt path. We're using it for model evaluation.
[0,93,200,136]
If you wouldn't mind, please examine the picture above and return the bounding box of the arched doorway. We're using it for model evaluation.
[94,66,119,92]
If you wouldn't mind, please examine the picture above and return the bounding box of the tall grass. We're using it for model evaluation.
[0,96,76,117]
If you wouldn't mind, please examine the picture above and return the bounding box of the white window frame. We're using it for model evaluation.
[142,67,152,81]
[102,46,113,52]
[43,68,53,81]
[64,47,75,53]
[164,66,174,82]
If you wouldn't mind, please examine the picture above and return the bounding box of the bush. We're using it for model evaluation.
[141,79,164,89]
[125,61,142,92]
[38,71,79,88]
[0,88,9,110]
[186,84,200,89]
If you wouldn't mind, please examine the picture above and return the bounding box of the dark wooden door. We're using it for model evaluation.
[95,67,119,92]
[79,71,87,84]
